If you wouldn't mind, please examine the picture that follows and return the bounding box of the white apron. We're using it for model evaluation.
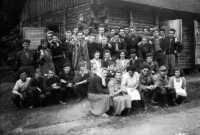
[174,77,187,97]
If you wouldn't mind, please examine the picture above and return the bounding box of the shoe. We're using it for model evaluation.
[127,109,131,115]
[29,106,33,109]
[172,100,178,106]
[76,96,84,103]
[59,101,66,105]
[163,103,169,109]
[151,99,158,105]
[101,113,109,118]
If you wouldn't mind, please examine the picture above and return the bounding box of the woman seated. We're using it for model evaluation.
[169,68,187,104]
[121,66,141,106]
[88,68,113,117]
[116,50,130,74]
[108,71,131,115]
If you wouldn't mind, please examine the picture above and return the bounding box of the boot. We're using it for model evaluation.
[76,94,84,103]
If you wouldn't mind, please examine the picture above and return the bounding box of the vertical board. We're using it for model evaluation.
[23,27,46,50]
[194,20,200,65]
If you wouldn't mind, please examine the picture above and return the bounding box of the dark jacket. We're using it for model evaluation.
[97,43,113,59]
[129,57,144,73]
[73,70,94,83]
[125,34,142,54]
[138,73,155,92]
[143,61,159,74]
[62,39,73,60]
[164,36,183,54]
[87,41,99,59]
[110,40,127,56]
[152,38,165,52]
[27,77,44,92]
[101,58,116,68]
[59,71,74,85]
[138,43,153,59]
[88,75,110,94]
[43,76,61,89]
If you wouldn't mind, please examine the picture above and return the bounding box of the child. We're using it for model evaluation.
[50,33,64,74]
[107,61,116,78]
[90,51,102,74]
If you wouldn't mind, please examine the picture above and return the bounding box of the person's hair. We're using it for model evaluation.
[118,50,127,59]
[63,63,71,68]
[49,68,54,73]
[124,26,129,29]
[109,61,115,66]
[18,69,27,76]
[119,26,124,30]
[65,31,72,35]
[170,28,176,33]
[174,68,184,77]
[79,61,88,68]
[142,65,150,70]
[40,39,47,44]
[78,14,83,18]
[22,39,31,44]
[89,33,96,37]
[153,29,159,33]
[53,33,59,37]
[115,70,122,75]
[93,50,100,56]
[35,68,41,74]
[143,26,149,31]
[104,50,111,55]
[113,32,119,36]
[77,31,84,35]
[99,25,105,29]
[129,26,136,30]
[127,65,136,72]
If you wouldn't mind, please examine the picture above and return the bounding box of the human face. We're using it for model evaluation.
[19,72,27,82]
[142,68,149,76]
[119,29,125,36]
[41,42,48,49]
[99,28,105,35]
[102,70,108,78]
[142,38,148,44]
[22,42,30,50]
[124,28,129,34]
[47,34,53,41]
[89,36,95,43]
[65,32,72,41]
[94,52,100,60]
[130,28,136,35]
[130,53,136,59]
[144,29,149,35]
[35,70,41,79]
[109,65,115,71]
[77,32,84,40]
[153,31,159,38]
[73,28,78,35]
[114,35,120,42]
[79,16,84,22]
[48,70,54,78]
[53,36,59,42]
[146,57,153,63]
[111,29,115,35]
[115,73,122,81]
[128,70,134,77]
[160,31,165,37]
[84,29,89,36]
[104,53,111,60]
[101,38,108,45]
[175,70,181,78]
[63,66,71,73]
[169,30,175,38]
[80,65,87,71]
[160,69,167,76]
[120,52,125,59]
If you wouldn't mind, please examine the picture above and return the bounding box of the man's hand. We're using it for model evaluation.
[149,41,153,44]
[138,42,142,46]
[174,50,177,54]
[67,83,73,87]
[19,94,24,100]
[108,43,112,48]
[61,79,66,83]
[37,87,42,92]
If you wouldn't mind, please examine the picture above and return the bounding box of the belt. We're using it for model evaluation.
[53,55,63,59]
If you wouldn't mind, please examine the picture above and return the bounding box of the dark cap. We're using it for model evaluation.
[127,65,136,72]
[22,39,30,44]
[63,63,71,68]
[169,28,176,32]
[129,49,136,54]
[142,65,150,70]
[146,53,153,58]
[40,39,47,44]
[18,69,27,76]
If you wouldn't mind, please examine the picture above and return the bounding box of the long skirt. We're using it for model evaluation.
[112,95,132,115]
[175,88,187,98]
[88,93,113,116]
[126,88,141,101]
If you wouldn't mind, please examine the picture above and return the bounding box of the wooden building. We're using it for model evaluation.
[20,0,200,70]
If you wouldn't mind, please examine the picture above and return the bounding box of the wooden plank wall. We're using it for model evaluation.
[21,0,91,21]
[22,17,40,27]
[67,3,91,31]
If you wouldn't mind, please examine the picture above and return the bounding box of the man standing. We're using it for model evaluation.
[96,25,107,43]
[152,29,166,67]
[87,34,99,59]
[15,39,36,77]
[159,29,166,39]
[72,31,90,70]
[154,66,177,108]
[11,69,34,110]
[165,28,182,76]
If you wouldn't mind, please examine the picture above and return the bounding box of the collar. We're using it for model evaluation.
[130,56,138,60]
[113,78,121,84]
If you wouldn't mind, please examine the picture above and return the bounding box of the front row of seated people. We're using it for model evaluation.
[11,58,187,117]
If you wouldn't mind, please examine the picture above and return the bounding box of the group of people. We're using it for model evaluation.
[11,14,187,117]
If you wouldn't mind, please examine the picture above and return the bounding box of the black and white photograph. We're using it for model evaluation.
[0,0,200,135]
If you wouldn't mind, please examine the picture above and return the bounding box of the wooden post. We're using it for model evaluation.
[104,5,109,29]
[130,9,134,26]
[20,21,23,33]
[63,8,67,33]
[155,12,159,29]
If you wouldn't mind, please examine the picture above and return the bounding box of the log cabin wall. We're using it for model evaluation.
[67,3,91,31]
